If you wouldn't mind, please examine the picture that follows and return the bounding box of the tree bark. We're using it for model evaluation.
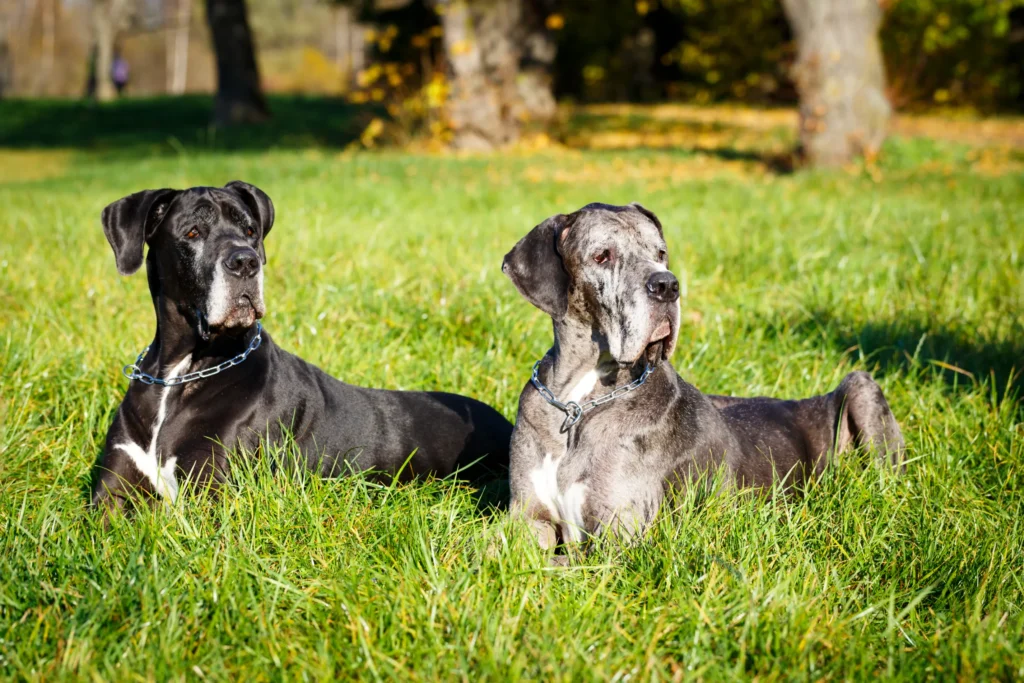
[781,0,890,167]
[205,0,269,125]
[439,0,526,150]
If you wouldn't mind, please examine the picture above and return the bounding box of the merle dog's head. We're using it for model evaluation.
[503,203,680,368]
[101,181,274,337]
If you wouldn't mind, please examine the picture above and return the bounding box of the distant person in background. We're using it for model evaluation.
[112,51,129,96]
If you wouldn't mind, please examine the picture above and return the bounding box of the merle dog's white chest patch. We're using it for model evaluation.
[114,355,190,502]
[530,452,588,542]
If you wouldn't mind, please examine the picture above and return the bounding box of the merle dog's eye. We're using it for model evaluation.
[594,249,611,265]
[185,228,199,239]
[658,249,667,262]
[247,227,255,237]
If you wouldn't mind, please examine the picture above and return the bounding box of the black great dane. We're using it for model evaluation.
[502,203,904,549]
[92,181,511,516]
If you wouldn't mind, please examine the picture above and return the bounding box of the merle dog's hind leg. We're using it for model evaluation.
[834,371,905,469]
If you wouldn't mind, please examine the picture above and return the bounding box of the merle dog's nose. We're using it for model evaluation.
[224,247,260,279]
[646,271,679,302]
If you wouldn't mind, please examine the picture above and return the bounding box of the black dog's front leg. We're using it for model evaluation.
[91,445,157,524]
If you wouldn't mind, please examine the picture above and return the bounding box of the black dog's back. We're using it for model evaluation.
[271,343,511,483]
[427,392,513,481]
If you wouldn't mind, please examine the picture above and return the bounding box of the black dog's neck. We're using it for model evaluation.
[146,295,257,373]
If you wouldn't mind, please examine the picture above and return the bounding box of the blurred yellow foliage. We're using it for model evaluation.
[265,47,347,94]
[545,14,565,30]
[360,118,385,147]
[348,26,452,150]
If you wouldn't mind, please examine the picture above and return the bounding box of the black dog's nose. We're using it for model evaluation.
[224,247,260,279]
[646,271,679,302]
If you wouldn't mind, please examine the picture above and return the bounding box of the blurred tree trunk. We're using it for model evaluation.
[91,0,132,102]
[206,0,268,125]
[781,0,890,166]
[0,8,11,99]
[440,0,522,150]
[516,0,557,124]
[41,0,54,93]
[439,0,556,149]
[166,0,191,95]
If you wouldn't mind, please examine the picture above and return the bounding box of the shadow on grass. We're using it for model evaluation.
[561,109,797,173]
[805,310,1024,404]
[0,95,369,154]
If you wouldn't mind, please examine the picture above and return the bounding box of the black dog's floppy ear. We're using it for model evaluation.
[224,180,275,264]
[630,202,663,234]
[101,188,178,275]
[502,214,571,320]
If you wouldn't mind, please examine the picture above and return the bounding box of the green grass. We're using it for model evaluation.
[1,98,1023,680]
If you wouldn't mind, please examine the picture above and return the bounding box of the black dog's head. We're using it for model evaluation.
[101,181,274,336]
[503,202,680,368]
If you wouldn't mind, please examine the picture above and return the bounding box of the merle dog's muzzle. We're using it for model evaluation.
[639,269,680,367]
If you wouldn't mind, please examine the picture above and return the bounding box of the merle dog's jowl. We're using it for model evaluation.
[503,203,905,549]
[92,181,511,518]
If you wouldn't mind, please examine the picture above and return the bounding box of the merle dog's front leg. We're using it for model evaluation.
[508,423,560,550]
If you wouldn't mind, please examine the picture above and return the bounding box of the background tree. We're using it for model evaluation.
[0,3,13,98]
[436,0,556,150]
[90,0,134,102]
[781,0,891,166]
[514,0,557,124]
[437,0,522,149]
[165,0,191,95]
[206,0,269,124]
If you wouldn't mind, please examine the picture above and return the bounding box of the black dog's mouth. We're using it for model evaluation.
[223,294,263,328]
[199,294,265,338]
[239,294,262,318]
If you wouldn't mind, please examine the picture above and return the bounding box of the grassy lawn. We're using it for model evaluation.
[1,97,1022,680]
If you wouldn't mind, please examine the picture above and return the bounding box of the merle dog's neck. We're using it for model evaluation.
[147,294,255,371]
[544,317,646,396]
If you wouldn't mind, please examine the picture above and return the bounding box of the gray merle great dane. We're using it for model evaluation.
[92,181,511,517]
[501,202,904,549]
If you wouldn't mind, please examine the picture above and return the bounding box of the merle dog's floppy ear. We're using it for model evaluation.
[224,180,275,264]
[101,188,178,275]
[502,214,571,320]
[630,202,663,234]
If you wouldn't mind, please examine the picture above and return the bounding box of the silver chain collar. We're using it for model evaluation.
[122,322,263,387]
[530,359,655,433]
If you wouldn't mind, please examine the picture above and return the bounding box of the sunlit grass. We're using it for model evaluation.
[0,102,1022,680]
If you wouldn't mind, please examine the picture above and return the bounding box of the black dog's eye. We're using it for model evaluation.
[594,249,611,265]
[246,227,255,238]
[185,228,200,239]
